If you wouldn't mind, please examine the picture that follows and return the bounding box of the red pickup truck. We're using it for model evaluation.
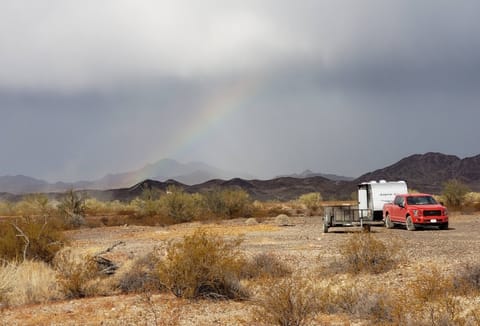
[383,194,448,231]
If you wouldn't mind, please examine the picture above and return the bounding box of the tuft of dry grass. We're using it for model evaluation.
[3,260,60,306]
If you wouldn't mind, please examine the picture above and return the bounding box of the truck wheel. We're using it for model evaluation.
[385,215,394,229]
[439,222,449,230]
[406,216,416,231]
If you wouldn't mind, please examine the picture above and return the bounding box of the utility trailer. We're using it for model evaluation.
[322,180,408,233]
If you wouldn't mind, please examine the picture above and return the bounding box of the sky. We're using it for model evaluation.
[1,0,480,182]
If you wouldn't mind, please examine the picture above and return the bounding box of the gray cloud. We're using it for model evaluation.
[1,1,480,181]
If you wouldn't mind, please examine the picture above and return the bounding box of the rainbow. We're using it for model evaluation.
[167,74,265,158]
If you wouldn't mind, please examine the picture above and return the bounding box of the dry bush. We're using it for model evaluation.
[254,277,318,326]
[319,282,395,323]
[57,189,87,228]
[336,232,399,274]
[0,217,67,263]
[242,252,292,279]
[452,263,480,295]
[158,229,248,299]
[118,251,165,294]
[391,264,478,325]
[442,179,470,210]
[53,248,101,298]
[3,260,60,306]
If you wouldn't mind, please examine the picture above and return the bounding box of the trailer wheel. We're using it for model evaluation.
[323,223,329,233]
[385,214,394,229]
[406,215,416,231]
[362,225,371,233]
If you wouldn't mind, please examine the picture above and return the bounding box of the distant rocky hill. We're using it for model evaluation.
[2,152,479,202]
[277,169,354,181]
[81,176,344,202]
[356,152,480,193]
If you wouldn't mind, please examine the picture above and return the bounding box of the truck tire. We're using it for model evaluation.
[406,215,416,231]
[385,214,394,229]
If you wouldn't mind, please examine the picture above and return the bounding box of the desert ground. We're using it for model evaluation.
[1,212,480,325]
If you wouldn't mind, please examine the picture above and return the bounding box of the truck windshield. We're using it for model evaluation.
[406,196,438,205]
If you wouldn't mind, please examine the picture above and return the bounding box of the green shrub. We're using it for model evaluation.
[159,186,201,223]
[203,188,252,219]
[0,217,67,263]
[254,277,318,326]
[298,193,322,216]
[337,232,398,274]
[442,179,470,209]
[158,229,248,299]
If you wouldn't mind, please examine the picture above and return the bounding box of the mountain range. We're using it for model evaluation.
[0,159,253,194]
[1,152,480,201]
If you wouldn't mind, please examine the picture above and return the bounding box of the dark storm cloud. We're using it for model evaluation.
[1,1,480,180]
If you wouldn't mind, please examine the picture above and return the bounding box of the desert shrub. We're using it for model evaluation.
[242,252,292,279]
[15,194,53,217]
[254,277,318,326]
[319,282,395,323]
[298,192,322,216]
[337,232,398,274]
[159,186,202,223]
[54,248,100,298]
[275,214,292,226]
[158,229,248,299]
[57,189,86,228]
[442,179,470,209]
[396,265,476,325]
[3,260,60,306]
[452,263,480,295]
[203,188,252,219]
[0,217,67,263]
[118,252,165,294]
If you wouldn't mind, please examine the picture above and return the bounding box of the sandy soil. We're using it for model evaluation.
[1,213,479,325]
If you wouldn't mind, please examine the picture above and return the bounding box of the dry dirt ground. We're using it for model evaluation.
[1,213,480,325]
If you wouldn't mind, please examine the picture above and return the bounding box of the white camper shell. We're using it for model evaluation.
[358,180,408,221]
[322,180,408,233]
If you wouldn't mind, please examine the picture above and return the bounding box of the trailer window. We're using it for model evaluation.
[407,196,438,205]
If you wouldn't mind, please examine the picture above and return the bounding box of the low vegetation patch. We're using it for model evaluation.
[0,217,67,263]
[335,232,399,274]
[53,248,102,299]
[254,277,318,326]
[242,252,292,279]
[118,251,165,294]
[158,229,248,300]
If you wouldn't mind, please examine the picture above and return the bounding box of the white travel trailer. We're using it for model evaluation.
[358,180,408,221]
[323,180,408,233]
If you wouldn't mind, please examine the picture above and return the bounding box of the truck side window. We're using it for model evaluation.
[394,196,401,205]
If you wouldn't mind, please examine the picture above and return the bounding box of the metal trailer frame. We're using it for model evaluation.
[322,204,384,233]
